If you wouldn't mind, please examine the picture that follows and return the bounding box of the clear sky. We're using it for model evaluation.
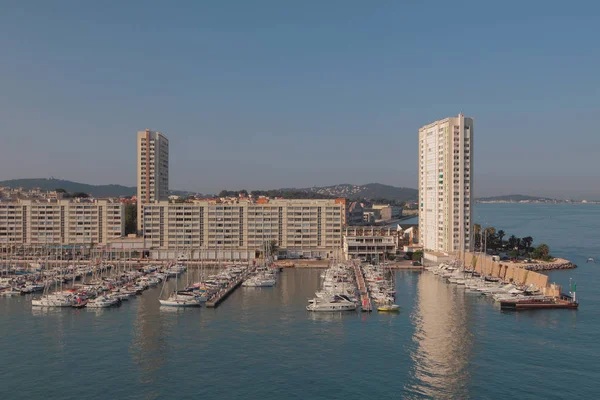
[1,1,599,199]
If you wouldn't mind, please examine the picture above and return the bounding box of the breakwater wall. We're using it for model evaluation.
[520,261,576,271]
[465,252,550,290]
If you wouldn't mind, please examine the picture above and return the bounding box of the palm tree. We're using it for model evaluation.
[484,227,497,250]
[508,235,517,250]
[522,236,533,253]
[497,230,505,247]
[473,224,482,249]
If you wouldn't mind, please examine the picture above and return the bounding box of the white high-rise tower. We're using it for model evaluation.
[137,129,169,232]
[418,114,473,253]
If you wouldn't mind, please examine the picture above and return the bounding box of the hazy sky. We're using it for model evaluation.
[1,1,599,199]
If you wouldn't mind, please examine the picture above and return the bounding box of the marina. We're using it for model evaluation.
[205,266,253,308]
[353,263,372,312]
[424,260,579,311]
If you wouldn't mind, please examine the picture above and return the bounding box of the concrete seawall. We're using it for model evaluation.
[465,252,555,293]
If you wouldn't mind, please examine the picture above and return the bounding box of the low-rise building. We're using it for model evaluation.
[371,204,402,221]
[343,227,398,261]
[141,198,346,260]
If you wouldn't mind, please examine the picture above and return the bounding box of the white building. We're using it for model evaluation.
[0,199,124,246]
[141,198,345,260]
[343,227,397,261]
[418,114,473,253]
[137,129,169,232]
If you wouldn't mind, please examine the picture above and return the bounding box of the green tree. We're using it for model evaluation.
[484,227,497,249]
[473,224,482,247]
[267,240,279,255]
[508,235,518,249]
[497,230,505,246]
[522,236,534,253]
[532,243,551,261]
[124,203,137,235]
[55,188,67,193]
[412,250,423,262]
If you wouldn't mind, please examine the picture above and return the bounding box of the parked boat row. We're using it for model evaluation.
[307,264,358,312]
[362,263,400,312]
[426,262,579,310]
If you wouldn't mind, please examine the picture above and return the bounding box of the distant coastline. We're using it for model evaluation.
[476,200,599,204]
[476,194,598,204]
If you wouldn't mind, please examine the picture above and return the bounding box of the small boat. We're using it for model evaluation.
[242,275,276,287]
[87,295,120,308]
[32,293,75,307]
[377,304,400,312]
[500,297,578,310]
[306,295,357,312]
[587,257,595,263]
[159,296,201,308]
[72,300,88,309]
[1,288,22,297]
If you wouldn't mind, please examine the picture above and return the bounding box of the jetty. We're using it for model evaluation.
[353,263,372,312]
[205,267,254,308]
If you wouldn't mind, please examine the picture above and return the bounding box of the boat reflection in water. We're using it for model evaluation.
[307,310,350,323]
[404,272,473,399]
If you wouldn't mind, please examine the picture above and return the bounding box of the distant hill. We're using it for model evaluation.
[0,179,419,202]
[477,194,555,202]
[300,183,418,203]
[0,179,136,197]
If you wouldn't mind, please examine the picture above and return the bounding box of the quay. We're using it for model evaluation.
[205,267,254,308]
[353,263,372,312]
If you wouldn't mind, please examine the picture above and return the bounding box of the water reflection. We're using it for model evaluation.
[307,310,354,322]
[130,284,171,390]
[404,273,473,399]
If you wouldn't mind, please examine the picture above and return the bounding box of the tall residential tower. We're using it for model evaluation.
[137,129,169,232]
[418,114,473,253]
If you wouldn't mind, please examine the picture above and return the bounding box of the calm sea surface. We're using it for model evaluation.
[1,204,598,399]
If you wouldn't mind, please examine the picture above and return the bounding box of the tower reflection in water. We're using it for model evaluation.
[404,272,474,399]
[131,287,169,388]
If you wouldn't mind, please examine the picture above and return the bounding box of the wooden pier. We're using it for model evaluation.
[353,264,372,312]
[205,268,254,308]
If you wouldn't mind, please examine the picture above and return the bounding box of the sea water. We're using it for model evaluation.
[0,204,598,399]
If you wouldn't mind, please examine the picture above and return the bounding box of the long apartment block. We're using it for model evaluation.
[142,199,346,259]
[0,199,125,246]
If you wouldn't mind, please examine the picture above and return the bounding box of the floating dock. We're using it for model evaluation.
[353,264,372,312]
[205,268,254,308]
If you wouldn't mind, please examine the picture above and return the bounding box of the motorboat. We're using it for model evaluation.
[306,295,357,312]
[175,291,208,303]
[1,288,22,297]
[19,283,45,294]
[242,274,276,287]
[87,295,120,308]
[377,304,400,312]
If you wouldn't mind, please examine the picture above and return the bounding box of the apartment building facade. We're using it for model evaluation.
[141,199,345,259]
[0,199,125,246]
[137,129,169,232]
[418,113,473,253]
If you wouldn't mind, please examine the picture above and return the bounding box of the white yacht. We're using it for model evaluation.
[159,293,201,307]
[242,274,276,287]
[87,295,120,308]
[306,295,357,312]
[32,293,76,307]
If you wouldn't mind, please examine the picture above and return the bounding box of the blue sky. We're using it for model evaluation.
[1,1,599,198]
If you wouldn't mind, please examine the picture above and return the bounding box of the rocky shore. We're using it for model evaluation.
[519,258,577,271]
